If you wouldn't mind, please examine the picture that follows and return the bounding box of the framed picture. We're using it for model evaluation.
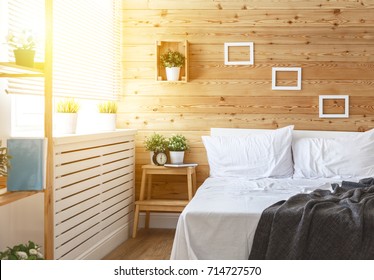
[224,42,254,65]
[272,67,302,90]
[319,95,349,118]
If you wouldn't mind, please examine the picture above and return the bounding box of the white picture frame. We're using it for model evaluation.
[319,95,349,118]
[224,42,254,65]
[272,67,302,90]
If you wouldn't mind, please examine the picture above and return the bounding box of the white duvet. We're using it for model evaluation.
[170,177,344,260]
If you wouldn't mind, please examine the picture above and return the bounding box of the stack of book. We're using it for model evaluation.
[7,138,47,191]
[164,163,198,168]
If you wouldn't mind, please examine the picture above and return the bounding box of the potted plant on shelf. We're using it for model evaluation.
[54,98,80,135]
[97,101,118,131]
[160,49,185,81]
[0,241,44,260]
[167,134,189,164]
[0,141,11,190]
[0,141,10,177]
[144,133,168,165]
[6,30,36,68]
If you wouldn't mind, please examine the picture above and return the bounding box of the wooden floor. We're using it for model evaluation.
[103,228,176,260]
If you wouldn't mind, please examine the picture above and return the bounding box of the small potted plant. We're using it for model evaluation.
[6,29,36,68]
[0,241,44,260]
[160,49,185,81]
[97,101,118,131]
[0,141,10,177]
[0,141,11,190]
[144,133,168,165]
[54,98,80,135]
[167,134,189,164]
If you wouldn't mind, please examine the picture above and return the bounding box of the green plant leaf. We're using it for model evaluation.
[0,241,44,260]
[167,134,189,151]
[144,133,168,152]
[98,101,118,114]
[56,98,80,113]
[160,49,185,68]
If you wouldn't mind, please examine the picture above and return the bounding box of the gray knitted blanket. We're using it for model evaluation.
[249,179,374,260]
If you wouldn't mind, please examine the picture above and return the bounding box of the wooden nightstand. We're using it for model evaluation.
[132,164,197,238]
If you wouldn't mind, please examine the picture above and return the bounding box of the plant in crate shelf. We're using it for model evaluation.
[167,134,189,164]
[6,29,37,67]
[160,49,185,81]
[0,241,44,260]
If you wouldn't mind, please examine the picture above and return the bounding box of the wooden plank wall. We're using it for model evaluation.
[119,0,374,199]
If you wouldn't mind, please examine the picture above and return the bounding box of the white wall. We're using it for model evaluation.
[0,0,11,139]
[0,88,11,139]
[0,193,44,254]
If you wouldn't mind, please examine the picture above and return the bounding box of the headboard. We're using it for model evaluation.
[210,127,361,140]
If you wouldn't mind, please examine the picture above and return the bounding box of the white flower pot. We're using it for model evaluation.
[97,113,116,131]
[169,151,185,164]
[165,67,181,81]
[54,113,78,135]
[150,151,155,165]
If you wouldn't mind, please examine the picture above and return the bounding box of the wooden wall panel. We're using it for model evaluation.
[122,0,374,10]
[120,0,374,199]
[123,9,374,28]
[124,44,374,62]
[122,79,374,97]
[121,96,374,115]
[122,27,374,45]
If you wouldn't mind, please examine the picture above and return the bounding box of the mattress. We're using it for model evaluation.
[170,177,345,260]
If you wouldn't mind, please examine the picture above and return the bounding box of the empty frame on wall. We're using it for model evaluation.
[272,67,302,90]
[224,42,254,65]
[319,95,349,118]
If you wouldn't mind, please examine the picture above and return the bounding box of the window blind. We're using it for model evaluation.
[52,0,121,100]
[6,0,45,96]
[6,0,121,101]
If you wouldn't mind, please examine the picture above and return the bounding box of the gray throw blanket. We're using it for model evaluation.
[249,179,374,260]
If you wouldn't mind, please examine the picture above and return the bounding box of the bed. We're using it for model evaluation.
[170,126,374,260]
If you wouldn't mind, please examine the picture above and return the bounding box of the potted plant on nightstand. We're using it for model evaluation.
[160,49,185,81]
[144,133,168,165]
[97,101,118,131]
[167,134,189,164]
[54,98,80,135]
[6,29,36,68]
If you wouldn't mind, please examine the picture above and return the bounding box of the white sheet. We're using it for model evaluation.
[170,177,346,260]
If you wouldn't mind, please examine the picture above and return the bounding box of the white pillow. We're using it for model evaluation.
[293,128,374,179]
[202,126,294,179]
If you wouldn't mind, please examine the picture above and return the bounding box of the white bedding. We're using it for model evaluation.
[170,177,346,260]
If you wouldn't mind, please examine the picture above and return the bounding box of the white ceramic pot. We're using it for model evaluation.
[97,113,116,131]
[54,113,78,135]
[169,151,185,164]
[165,67,181,81]
[149,151,156,165]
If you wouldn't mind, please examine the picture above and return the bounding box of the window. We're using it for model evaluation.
[53,0,121,100]
[4,0,121,136]
[4,0,45,136]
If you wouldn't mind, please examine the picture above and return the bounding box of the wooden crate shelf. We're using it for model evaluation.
[156,40,189,83]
